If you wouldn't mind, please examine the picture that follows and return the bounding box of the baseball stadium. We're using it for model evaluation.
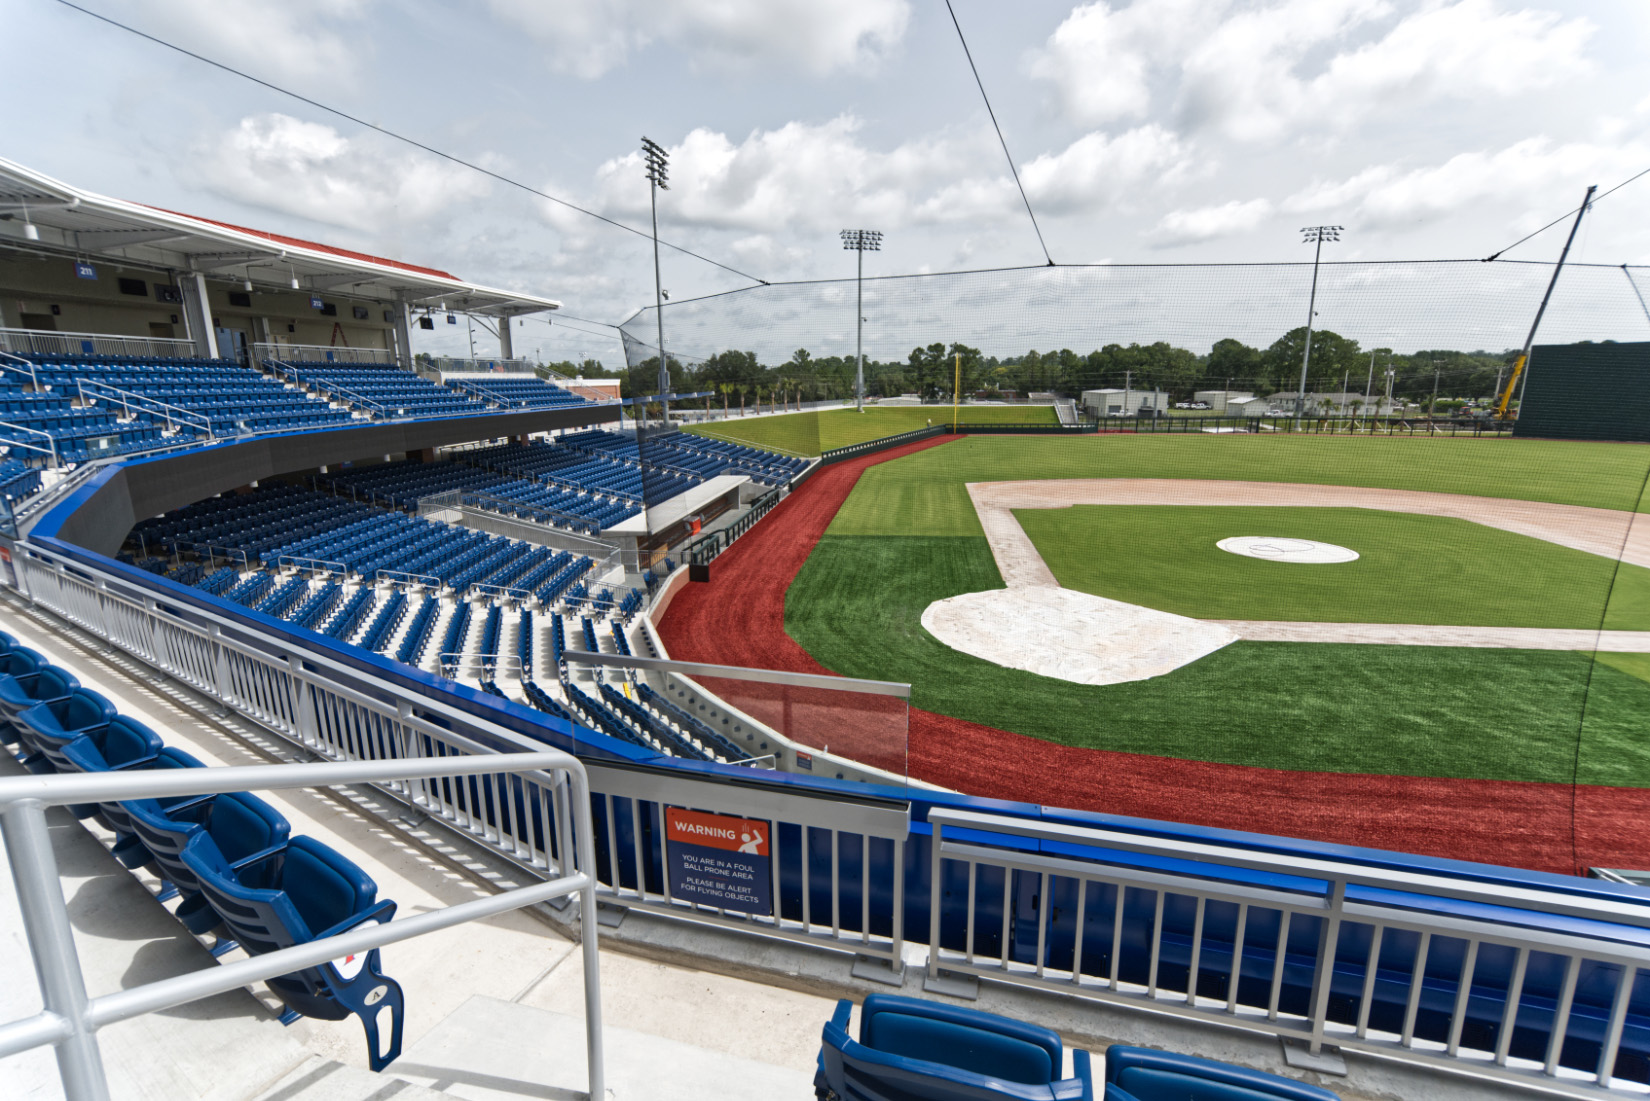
[6,5,1650,1101]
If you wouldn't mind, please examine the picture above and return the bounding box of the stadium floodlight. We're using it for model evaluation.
[841,229,882,412]
[642,136,671,423]
[1294,225,1342,426]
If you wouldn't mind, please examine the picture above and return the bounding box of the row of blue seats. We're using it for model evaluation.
[276,361,485,418]
[319,459,510,508]
[0,633,405,1070]
[0,456,43,501]
[457,377,587,409]
[817,993,1338,1099]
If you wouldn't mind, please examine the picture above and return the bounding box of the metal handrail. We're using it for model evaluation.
[278,555,348,577]
[562,649,912,698]
[0,348,40,389]
[75,378,212,436]
[376,568,442,589]
[308,378,390,417]
[0,752,603,1101]
[0,326,197,360]
[0,418,61,466]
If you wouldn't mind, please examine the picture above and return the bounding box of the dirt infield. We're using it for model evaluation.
[657,440,1650,875]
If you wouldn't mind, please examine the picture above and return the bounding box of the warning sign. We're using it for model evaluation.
[665,807,772,915]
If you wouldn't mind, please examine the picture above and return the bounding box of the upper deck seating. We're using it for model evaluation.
[816,994,1094,1101]
[448,375,592,410]
[17,354,353,444]
[276,360,483,419]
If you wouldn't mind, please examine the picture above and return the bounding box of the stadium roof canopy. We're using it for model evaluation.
[0,156,558,318]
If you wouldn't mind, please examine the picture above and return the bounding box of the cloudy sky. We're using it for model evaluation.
[8,0,1650,362]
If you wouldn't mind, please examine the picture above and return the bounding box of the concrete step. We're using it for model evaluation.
[392,994,815,1101]
[253,1056,452,1101]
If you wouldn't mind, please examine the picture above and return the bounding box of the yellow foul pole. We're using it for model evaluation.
[952,352,961,432]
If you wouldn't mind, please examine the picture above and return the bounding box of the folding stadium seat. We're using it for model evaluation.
[816,995,1094,1101]
[13,687,119,776]
[0,662,80,741]
[89,744,210,871]
[183,834,405,1069]
[1101,1046,1339,1100]
[127,790,291,936]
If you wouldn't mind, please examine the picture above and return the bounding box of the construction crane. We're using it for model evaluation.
[1493,184,1597,420]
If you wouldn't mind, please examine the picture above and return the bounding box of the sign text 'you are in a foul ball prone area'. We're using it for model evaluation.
[664,807,772,915]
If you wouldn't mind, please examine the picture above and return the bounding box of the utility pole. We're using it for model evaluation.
[1431,367,1440,420]
[841,230,882,412]
[641,136,671,427]
[1296,226,1342,427]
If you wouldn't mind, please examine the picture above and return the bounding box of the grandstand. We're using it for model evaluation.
[9,155,1650,1101]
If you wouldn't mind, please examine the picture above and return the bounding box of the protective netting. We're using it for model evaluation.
[628,258,1650,876]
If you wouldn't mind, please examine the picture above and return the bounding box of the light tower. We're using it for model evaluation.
[642,136,670,424]
[1296,225,1342,426]
[840,229,882,412]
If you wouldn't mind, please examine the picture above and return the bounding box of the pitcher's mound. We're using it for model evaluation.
[921,588,1238,686]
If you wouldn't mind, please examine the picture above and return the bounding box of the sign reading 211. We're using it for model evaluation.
[664,807,772,916]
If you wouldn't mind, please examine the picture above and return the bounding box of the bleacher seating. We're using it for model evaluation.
[0,633,405,1069]
[275,360,485,418]
[6,355,354,458]
[816,995,1095,1101]
[446,374,592,410]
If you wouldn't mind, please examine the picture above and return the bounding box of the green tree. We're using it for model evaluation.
[1262,327,1363,394]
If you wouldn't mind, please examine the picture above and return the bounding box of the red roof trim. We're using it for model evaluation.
[141,204,459,281]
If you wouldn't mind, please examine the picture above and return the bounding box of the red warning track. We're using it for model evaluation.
[657,436,1646,876]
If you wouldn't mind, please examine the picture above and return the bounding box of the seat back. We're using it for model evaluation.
[1105,1047,1340,1101]
[861,995,1062,1086]
[0,646,46,683]
[188,835,376,955]
[13,666,79,712]
[21,688,117,750]
[179,791,291,883]
[59,715,164,775]
[99,746,205,836]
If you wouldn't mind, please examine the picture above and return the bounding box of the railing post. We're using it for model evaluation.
[2,799,112,1101]
[1307,876,1347,1054]
[288,655,319,749]
[926,817,944,983]
[143,597,164,665]
[208,624,231,703]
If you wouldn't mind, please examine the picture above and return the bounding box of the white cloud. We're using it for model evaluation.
[1285,136,1649,230]
[125,0,374,82]
[1030,0,1594,143]
[1020,126,1193,214]
[1151,198,1274,245]
[489,0,909,79]
[194,114,490,232]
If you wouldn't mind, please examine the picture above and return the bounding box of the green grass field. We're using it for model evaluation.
[683,404,1057,456]
[827,434,1650,537]
[782,434,1650,785]
[1014,505,1650,629]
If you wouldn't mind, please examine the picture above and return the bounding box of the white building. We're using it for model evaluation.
[1193,390,1254,414]
[1082,388,1169,417]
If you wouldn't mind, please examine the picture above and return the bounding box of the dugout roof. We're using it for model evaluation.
[0,156,558,318]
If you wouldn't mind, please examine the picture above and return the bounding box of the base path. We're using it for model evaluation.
[1217,621,1650,651]
[658,443,1650,875]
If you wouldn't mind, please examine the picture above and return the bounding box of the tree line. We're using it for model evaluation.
[562,329,1526,406]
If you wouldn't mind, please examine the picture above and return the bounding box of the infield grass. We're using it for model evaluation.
[785,532,1650,785]
[1013,505,1650,630]
[683,404,1056,456]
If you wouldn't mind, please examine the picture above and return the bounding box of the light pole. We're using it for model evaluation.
[841,229,882,412]
[641,136,670,426]
[1295,225,1342,426]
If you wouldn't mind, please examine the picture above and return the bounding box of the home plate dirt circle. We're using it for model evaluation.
[920,588,1238,686]
[1216,536,1360,563]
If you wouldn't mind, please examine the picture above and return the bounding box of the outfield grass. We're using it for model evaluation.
[827,435,1650,537]
[1013,505,1650,630]
[785,532,1650,785]
[683,404,1057,456]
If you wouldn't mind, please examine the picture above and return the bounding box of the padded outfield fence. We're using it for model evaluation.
[15,531,1650,1096]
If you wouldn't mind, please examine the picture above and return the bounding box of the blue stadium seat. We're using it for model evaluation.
[0,663,81,740]
[1101,1046,1339,1101]
[13,687,119,776]
[0,647,50,745]
[128,790,292,935]
[90,745,208,869]
[55,714,164,829]
[182,835,405,1070]
[816,994,1093,1100]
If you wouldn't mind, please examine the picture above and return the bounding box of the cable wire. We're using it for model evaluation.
[52,0,771,286]
[942,0,1055,267]
[1483,165,1650,261]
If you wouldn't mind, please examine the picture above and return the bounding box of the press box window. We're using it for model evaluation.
[117,277,148,297]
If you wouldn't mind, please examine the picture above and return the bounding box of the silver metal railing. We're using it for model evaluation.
[74,379,212,437]
[253,342,395,366]
[925,807,1650,1097]
[279,555,349,577]
[0,752,604,1101]
[0,327,198,360]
